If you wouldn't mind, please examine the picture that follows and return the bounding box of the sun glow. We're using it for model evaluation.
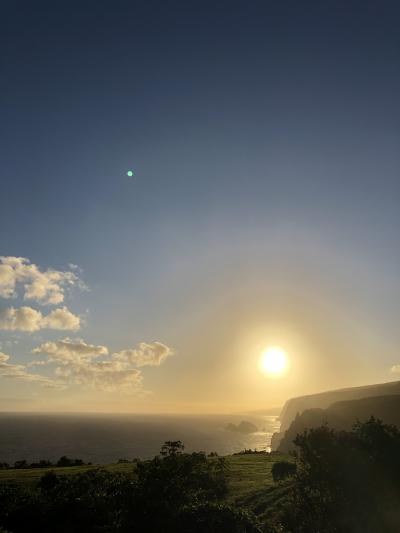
[259,346,289,377]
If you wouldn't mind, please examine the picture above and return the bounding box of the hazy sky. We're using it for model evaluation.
[1,0,399,413]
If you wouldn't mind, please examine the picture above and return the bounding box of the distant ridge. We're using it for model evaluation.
[279,380,400,432]
[276,393,400,452]
[271,380,400,451]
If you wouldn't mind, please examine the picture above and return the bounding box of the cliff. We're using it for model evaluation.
[279,380,400,434]
[277,393,400,452]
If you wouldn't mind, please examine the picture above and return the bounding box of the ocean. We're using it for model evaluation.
[0,412,280,464]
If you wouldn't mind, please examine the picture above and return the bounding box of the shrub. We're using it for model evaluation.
[280,418,400,533]
[176,502,262,532]
[271,461,296,482]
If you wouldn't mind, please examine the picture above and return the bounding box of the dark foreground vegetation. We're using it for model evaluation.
[0,456,90,470]
[1,418,400,532]
[0,441,260,533]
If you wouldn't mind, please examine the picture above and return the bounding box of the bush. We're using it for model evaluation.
[0,441,255,533]
[271,461,296,482]
[279,418,400,533]
[56,456,84,467]
[176,502,261,532]
[13,460,27,469]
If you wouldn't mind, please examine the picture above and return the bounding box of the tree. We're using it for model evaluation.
[13,460,27,469]
[280,418,400,532]
[38,471,59,492]
[120,442,237,532]
[56,456,84,467]
[0,441,262,533]
[56,456,72,467]
[272,461,296,482]
[160,440,185,456]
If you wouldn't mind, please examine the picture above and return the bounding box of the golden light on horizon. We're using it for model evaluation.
[259,346,289,377]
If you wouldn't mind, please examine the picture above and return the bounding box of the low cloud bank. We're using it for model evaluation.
[0,339,173,393]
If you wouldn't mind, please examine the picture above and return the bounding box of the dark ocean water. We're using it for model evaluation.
[0,413,280,463]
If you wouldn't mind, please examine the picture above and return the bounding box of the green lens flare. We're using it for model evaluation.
[127,170,134,177]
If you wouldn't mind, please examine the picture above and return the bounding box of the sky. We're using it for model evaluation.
[0,0,399,413]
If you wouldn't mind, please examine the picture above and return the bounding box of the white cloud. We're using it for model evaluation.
[0,263,16,298]
[55,359,143,392]
[0,256,87,305]
[32,338,108,364]
[41,307,81,330]
[31,338,143,392]
[0,306,42,332]
[1,338,173,394]
[114,341,173,367]
[0,306,80,332]
[0,257,175,395]
[0,351,61,388]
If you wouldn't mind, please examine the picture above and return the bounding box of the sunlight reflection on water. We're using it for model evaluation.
[0,413,281,462]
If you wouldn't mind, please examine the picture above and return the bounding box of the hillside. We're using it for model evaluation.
[278,380,400,434]
[277,393,400,452]
[0,453,292,525]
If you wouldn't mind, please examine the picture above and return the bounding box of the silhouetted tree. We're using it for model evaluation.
[13,460,27,469]
[272,461,296,482]
[280,418,400,532]
[56,456,84,467]
[120,442,237,532]
[56,456,72,467]
[38,471,58,492]
[0,441,261,533]
[160,440,185,456]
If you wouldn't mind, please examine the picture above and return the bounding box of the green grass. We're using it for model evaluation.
[224,454,282,500]
[224,454,293,523]
[0,453,293,522]
[0,462,133,485]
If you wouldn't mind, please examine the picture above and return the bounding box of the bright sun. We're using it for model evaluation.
[259,346,289,377]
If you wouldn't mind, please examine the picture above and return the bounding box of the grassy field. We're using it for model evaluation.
[225,454,285,499]
[0,462,134,485]
[0,453,293,522]
[224,454,293,523]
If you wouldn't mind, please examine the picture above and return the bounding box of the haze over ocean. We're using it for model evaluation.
[0,413,279,463]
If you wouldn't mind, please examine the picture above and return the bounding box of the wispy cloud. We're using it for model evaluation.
[32,338,108,363]
[114,341,173,367]
[0,352,61,388]
[54,360,143,392]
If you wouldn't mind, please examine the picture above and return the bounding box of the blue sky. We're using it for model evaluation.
[1,0,399,412]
